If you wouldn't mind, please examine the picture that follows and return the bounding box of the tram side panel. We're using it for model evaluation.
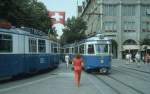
[23,36,37,73]
[83,55,111,71]
[37,39,49,71]
[52,43,60,68]
[0,33,24,77]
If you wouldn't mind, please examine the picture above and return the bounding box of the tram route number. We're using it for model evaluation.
[100,60,104,64]
[40,58,46,63]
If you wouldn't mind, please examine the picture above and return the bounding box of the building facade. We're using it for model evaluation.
[78,0,150,59]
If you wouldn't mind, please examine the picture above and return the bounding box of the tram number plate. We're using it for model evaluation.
[40,58,46,63]
[100,60,104,64]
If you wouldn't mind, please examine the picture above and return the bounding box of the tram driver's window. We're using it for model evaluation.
[88,44,94,54]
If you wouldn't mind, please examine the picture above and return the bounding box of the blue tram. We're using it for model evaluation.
[0,27,60,79]
[63,34,112,74]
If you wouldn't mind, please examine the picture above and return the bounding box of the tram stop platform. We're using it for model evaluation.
[46,63,102,94]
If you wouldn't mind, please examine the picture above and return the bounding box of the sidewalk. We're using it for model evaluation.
[112,59,150,73]
[50,63,102,94]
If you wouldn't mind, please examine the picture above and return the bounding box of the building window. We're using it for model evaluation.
[123,39,137,45]
[38,39,46,53]
[123,21,136,32]
[141,5,150,16]
[29,38,37,53]
[142,22,150,32]
[104,5,117,16]
[104,21,117,32]
[122,5,135,16]
[0,34,12,52]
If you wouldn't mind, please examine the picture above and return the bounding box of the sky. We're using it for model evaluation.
[39,0,85,38]
[39,0,84,19]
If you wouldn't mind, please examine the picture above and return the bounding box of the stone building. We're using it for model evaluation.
[78,0,150,59]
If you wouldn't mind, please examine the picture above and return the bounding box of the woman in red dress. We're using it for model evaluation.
[72,54,83,87]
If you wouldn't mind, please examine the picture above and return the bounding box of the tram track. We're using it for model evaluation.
[94,75,121,94]
[107,75,145,94]
[112,68,150,82]
[94,75,145,94]
[121,66,150,74]
[113,65,150,79]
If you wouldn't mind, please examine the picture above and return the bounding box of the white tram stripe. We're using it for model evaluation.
[0,76,56,92]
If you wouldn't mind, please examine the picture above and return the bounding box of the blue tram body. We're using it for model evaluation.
[0,28,60,78]
[63,34,112,73]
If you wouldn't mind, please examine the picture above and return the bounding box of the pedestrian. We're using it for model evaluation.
[65,54,70,69]
[126,53,130,64]
[72,54,83,87]
[129,53,132,63]
[145,53,148,64]
[145,53,150,64]
[135,52,141,66]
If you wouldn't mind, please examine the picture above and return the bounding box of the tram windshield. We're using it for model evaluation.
[96,44,108,54]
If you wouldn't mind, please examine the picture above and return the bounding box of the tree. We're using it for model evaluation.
[61,17,87,44]
[0,0,52,34]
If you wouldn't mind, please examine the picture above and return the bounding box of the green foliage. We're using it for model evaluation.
[61,17,87,44]
[0,0,51,34]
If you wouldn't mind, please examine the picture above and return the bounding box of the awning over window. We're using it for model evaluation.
[123,45,140,51]
[141,45,150,50]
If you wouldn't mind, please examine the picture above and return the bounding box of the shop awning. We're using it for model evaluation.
[123,45,140,51]
[141,45,150,50]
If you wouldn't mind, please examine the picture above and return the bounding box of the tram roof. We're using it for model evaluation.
[79,34,110,43]
[0,27,49,38]
[63,34,111,48]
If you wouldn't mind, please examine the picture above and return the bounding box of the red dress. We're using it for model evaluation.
[73,58,82,71]
[73,58,83,87]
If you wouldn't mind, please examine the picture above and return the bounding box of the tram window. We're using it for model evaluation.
[79,45,85,54]
[88,44,94,54]
[54,47,57,53]
[54,44,58,53]
[72,48,74,54]
[57,46,60,53]
[61,48,64,53]
[51,43,54,53]
[29,38,37,52]
[75,47,78,53]
[38,40,46,53]
[96,44,108,53]
[66,48,69,53]
[51,43,57,53]
[0,34,12,52]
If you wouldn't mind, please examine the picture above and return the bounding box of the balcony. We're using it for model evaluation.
[142,29,150,32]
[105,30,117,32]
[124,30,136,32]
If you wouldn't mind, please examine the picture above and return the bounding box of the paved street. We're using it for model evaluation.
[0,60,150,94]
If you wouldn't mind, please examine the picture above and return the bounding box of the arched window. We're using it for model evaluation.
[123,39,137,45]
